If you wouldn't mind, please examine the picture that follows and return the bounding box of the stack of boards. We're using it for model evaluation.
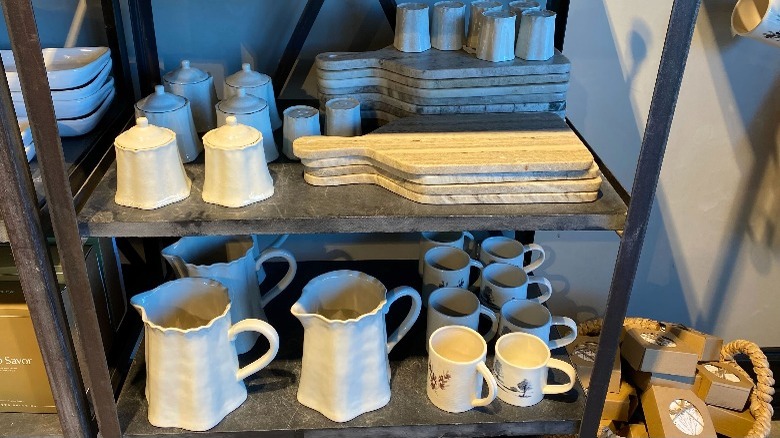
[315,46,571,122]
[293,113,602,205]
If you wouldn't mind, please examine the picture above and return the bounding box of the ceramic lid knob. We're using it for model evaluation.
[203,116,262,150]
[225,63,271,88]
[216,87,267,114]
[135,85,187,113]
[163,59,210,84]
[115,117,176,151]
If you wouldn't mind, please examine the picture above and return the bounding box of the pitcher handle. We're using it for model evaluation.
[522,243,546,272]
[471,362,498,407]
[229,319,280,381]
[252,234,289,259]
[542,358,576,395]
[463,231,476,258]
[255,248,297,307]
[385,286,422,354]
[478,304,499,342]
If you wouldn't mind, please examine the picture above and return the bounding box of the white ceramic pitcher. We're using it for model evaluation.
[131,278,279,431]
[161,235,296,354]
[291,270,422,422]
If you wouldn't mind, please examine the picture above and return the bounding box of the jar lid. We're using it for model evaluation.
[216,88,268,115]
[163,60,210,85]
[225,63,271,88]
[135,85,186,113]
[115,117,176,151]
[203,116,261,150]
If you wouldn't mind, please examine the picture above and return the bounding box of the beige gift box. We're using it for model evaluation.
[708,404,755,438]
[566,335,621,394]
[694,362,753,411]
[602,381,638,422]
[641,386,717,438]
[621,328,698,377]
[624,364,696,391]
[620,423,649,438]
[665,323,723,362]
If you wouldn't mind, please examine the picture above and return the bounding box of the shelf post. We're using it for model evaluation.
[1,1,123,436]
[578,0,702,436]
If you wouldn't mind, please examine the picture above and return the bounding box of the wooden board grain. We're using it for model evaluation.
[315,46,571,79]
[319,87,567,106]
[316,69,570,88]
[317,79,569,99]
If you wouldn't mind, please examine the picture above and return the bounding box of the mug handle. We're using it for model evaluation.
[385,286,422,353]
[229,319,280,381]
[542,358,576,395]
[549,316,578,349]
[255,248,297,307]
[468,258,484,290]
[478,304,499,342]
[522,243,546,272]
[251,234,289,259]
[471,362,498,407]
[463,231,476,257]
[527,276,553,304]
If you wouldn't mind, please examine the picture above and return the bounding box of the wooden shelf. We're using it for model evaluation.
[117,260,585,437]
[0,412,62,437]
[77,158,627,237]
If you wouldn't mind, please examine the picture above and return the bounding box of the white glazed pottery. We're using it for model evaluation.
[163,60,218,132]
[283,105,320,160]
[291,270,422,422]
[508,1,542,37]
[394,3,432,53]
[418,231,476,276]
[466,1,503,49]
[13,76,114,119]
[10,58,111,102]
[135,85,203,163]
[477,10,517,63]
[427,325,497,413]
[422,246,483,305]
[202,116,274,208]
[161,235,296,354]
[515,9,556,61]
[497,300,577,349]
[479,236,546,272]
[732,0,780,47]
[493,332,575,407]
[432,1,466,51]
[1,47,111,91]
[324,97,361,137]
[216,88,278,162]
[479,262,552,310]
[225,63,282,130]
[131,278,279,431]
[114,117,191,210]
[426,287,498,350]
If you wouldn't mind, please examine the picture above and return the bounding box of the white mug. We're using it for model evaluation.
[418,231,475,276]
[732,0,780,47]
[493,332,576,407]
[480,262,552,310]
[479,236,546,272]
[427,287,498,350]
[498,300,577,349]
[427,326,497,413]
[422,246,483,305]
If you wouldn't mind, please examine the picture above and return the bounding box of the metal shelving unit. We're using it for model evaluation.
[0,0,702,436]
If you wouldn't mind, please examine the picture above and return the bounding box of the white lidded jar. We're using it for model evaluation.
[135,85,203,163]
[224,63,282,130]
[202,116,274,208]
[114,117,191,209]
[216,88,278,162]
[163,60,218,132]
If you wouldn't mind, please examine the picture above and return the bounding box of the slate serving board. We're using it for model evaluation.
[316,69,570,88]
[317,78,569,98]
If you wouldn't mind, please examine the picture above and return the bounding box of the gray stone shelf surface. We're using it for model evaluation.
[0,412,63,437]
[78,160,627,237]
[117,260,585,437]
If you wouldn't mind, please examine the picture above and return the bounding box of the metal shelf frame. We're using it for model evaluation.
[0,0,702,436]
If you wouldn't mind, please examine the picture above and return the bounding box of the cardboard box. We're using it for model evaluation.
[602,381,638,422]
[641,386,716,438]
[620,423,649,438]
[665,323,723,362]
[0,285,56,413]
[598,419,618,437]
[566,335,621,394]
[708,404,755,438]
[624,363,696,391]
[694,362,753,411]
[621,328,698,377]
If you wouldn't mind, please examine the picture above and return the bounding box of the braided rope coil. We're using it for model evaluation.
[577,318,774,438]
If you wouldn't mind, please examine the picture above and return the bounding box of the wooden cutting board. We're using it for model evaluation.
[317,78,569,99]
[303,164,602,194]
[319,87,566,106]
[303,172,598,204]
[303,162,602,184]
[315,46,570,79]
[316,69,570,89]
[293,113,594,174]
